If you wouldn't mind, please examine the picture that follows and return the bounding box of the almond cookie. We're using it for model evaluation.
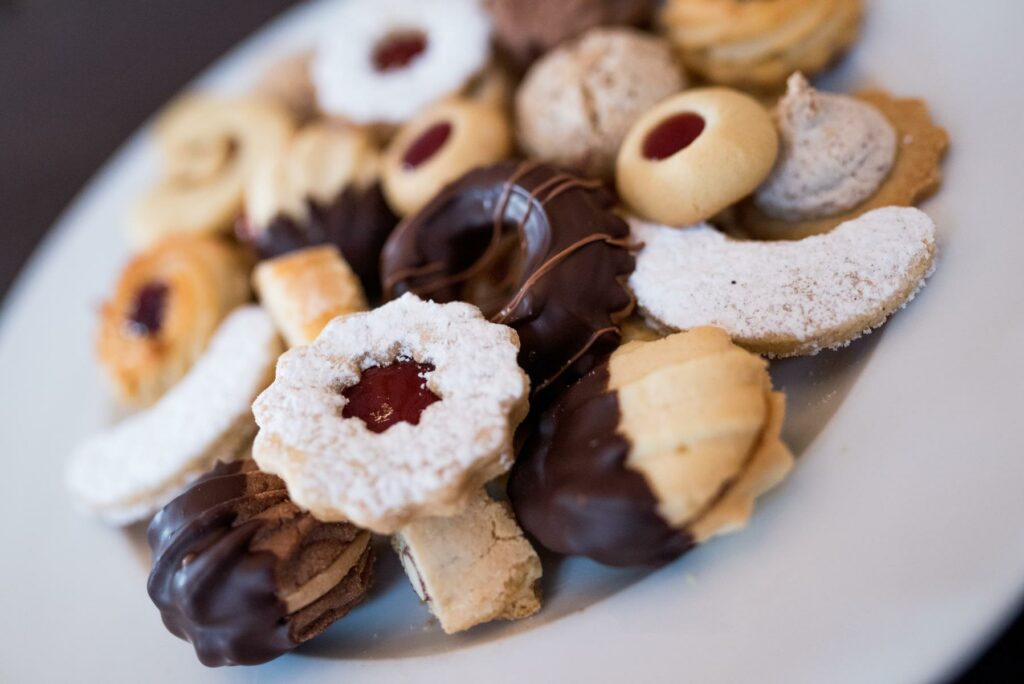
[617,88,778,226]
[97,235,250,408]
[253,245,368,348]
[382,98,512,216]
[515,27,685,180]
[148,460,374,666]
[740,76,950,239]
[659,0,863,91]
[239,122,397,300]
[394,490,542,634]
[510,327,793,567]
[131,95,294,247]
[629,207,937,357]
[252,294,529,534]
[68,306,283,525]
[311,0,492,125]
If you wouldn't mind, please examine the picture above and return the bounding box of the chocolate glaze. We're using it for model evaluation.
[241,183,398,302]
[508,363,694,567]
[147,461,373,667]
[381,161,635,392]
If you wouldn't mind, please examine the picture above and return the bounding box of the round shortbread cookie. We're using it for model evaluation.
[67,306,283,525]
[629,206,937,357]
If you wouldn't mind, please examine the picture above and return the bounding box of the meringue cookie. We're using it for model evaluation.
[755,72,897,222]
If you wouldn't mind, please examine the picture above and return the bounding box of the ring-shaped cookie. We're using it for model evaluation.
[617,88,778,227]
[381,161,635,391]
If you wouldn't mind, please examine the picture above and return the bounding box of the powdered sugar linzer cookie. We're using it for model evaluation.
[252,293,530,534]
[311,0,492,125]
[629,207,937,357]
[66,306,283,525]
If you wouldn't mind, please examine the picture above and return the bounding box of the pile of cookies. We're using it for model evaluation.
[65,0,948,668]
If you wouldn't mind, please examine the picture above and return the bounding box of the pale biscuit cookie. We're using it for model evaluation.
[253,51,319,123]
[617,87,778,226]
[393,490,542,634]
[253,245,368,348]
[67,306,283,525]
[131,95,295,247]
[629,206,937,357]
[252,294,530,534]
[741,87,950,239]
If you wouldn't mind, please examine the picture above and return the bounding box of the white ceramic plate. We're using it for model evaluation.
[2,1,1023,681]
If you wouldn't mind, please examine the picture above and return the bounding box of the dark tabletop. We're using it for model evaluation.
[0,1,1020,680]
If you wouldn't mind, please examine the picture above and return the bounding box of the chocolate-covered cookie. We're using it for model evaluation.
[509,327,794,567]
[147,460,374,666]
[381,161,635,392]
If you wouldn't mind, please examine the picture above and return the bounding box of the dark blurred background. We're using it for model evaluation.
[0,1,1020,680]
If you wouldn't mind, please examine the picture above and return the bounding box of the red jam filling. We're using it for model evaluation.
[642,112,706,161]
[127,281,169,336]
[372,31,428,72]
[342,359,440,433]
[402,122,452,170]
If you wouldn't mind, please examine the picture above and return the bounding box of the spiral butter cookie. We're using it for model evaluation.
[741,75,950,240]
[312,0,492,125]
[629,207,937,357]
[253,246,368,348]
[382,161,635,392]
[252,294,529,534]
[67,306,283,525]
[131,95,294,247]
[97,235,250,408]
[617,88,778,226]
[148,460,374,666]
[659,0,863,91]
[382,98,512,216]
[510,327,793,567]
[516,27,686,180]
[239,123,398,300]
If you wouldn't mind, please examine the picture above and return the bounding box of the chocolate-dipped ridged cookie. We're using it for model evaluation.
[509,327,794,567]
[147,460,374,667]
[381,161,635,392]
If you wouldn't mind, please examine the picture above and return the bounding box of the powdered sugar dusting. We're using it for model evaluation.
[630,207,937,356]
[252,293,529,533]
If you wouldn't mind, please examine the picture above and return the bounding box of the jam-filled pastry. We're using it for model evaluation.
[96,235,250,408]
[252,294,529,534]
[516,27,685,180]
[629,207,937,357]
[381,161,635,392]
[381,97,512,216]
[130,95,294,247]
[148,460,374,666]
[239,122,397,300]
[510,327,793,567]
[617,88,778,227]
[659,0,863,91]
[739,73,950,239]
[68,306,283,525]
[311,0,492,125]
[253,245,368,348]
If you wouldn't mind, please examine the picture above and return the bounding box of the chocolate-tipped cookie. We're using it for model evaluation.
[147,460,374,667]
[509,327,794,567]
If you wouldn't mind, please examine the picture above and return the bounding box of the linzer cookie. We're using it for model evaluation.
[67,306,283,525]
[629,207,938,357]
[252,294,529,533]
[382,161,635,392]
[394,490,542,634]
[510,327,793,567]
[147,460,374,666]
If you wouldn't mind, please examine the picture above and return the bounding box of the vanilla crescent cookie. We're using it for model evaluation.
[629,207,937,357]
[67,306,283,525]
[311,0,492,125]
[252,294,530,534]
[131,95,294,247]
